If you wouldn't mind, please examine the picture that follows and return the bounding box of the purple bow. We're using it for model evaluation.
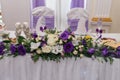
[71,0,84,8]
[44,16,54,29]
[68,19,79,31]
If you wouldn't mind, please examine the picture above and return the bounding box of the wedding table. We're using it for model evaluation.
[0,33,120,80]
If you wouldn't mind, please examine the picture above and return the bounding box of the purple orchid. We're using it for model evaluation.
[40,26,47,32]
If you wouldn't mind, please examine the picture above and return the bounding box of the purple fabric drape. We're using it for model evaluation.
[68,19,80,31]
[32,0,45,27]
[71,0,84,8]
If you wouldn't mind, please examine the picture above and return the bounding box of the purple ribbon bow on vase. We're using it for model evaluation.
[44,16,54,29]
[68,19,80,31]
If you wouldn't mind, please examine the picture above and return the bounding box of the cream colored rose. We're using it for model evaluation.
[47,34,58,46]
[42,45,51,53]
[36,49,42,54]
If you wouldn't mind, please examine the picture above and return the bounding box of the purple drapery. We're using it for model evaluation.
[32,0,45,28]
[71,0,84,8]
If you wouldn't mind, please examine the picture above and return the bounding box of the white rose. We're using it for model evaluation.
[47,34,58,41]
[47,39,56,46]
[42,45,51,53]
[31,42,40,51]
[36,49,42,54]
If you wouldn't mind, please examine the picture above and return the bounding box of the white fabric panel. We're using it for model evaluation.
[0,55,120,80]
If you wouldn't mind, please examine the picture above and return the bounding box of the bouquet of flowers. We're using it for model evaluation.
[0,27,120,64]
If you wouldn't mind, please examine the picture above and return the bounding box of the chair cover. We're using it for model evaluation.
[67,8,89,34]
[32,6,54,35]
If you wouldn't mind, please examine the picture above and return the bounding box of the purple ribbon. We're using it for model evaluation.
[44,16,54,29]
[71,0,84,8]
[68,19,79,31]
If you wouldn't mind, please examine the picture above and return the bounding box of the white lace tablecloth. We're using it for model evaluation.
[0,54,120,80]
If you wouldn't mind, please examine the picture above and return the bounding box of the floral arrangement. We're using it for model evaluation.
[0,28,120,64]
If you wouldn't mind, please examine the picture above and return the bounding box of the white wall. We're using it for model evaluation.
[1,0,31,30]
[110,0,120,33]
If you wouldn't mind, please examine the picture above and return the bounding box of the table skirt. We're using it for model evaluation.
[0,55,120,80]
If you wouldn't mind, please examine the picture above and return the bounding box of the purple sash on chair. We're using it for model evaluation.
[68,19,80,31]
[44,16,54,29]
[71,0,84,8]
[32,0,45,27]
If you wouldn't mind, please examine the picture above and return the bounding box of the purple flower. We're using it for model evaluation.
[40,26,47,32]
[32,33,38,39]
[60,30,70,40]
[18,45,26,56]
[40,27,44,32]
[40,41,47,47]
[96,28,99,33]
[0,42,5,55]
[116,51,120,58]
[102,47,108,56]
[117,46,120,51]
[82,39,86,45]
[10,44,16,54]
[88,48,95,54]
[63,42,74,53]
[100,30,103,34]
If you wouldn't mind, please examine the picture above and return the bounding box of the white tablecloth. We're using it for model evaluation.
[0,54,120,80]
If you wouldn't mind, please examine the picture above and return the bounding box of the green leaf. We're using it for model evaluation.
[18,36,25,44]
[3,40,11,43]
[32,54,40,62]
